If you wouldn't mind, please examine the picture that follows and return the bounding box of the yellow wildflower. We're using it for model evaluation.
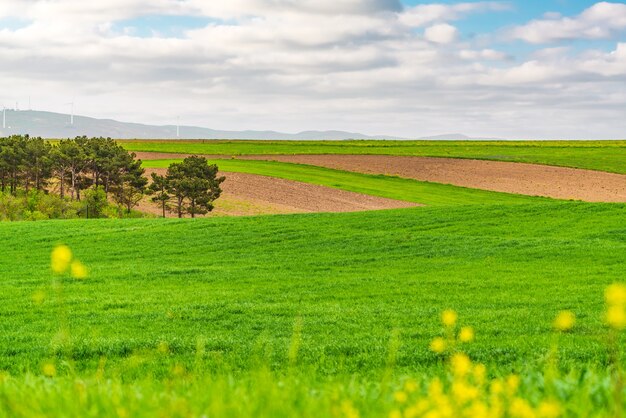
[70,260,88,280]
[388,410,402,418]
[538,400,562,418]
[430,337,446,354]
[506,374,520,395]
[51,245,72,274]
[452,381,479,404]
[42,363,56,377]
[509,397,534,418]
[553,311,575,332]
[605,283,626,306]
[450,353,472,377]
[606,305,626,330]
[490,379,504,395]
[459,326,475,343]
[394,391,408,403]
[442,309,458,327]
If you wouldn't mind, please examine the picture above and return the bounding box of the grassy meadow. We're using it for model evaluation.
[1,202,626,416]
[2,140,626,416]
[122,139,626,173]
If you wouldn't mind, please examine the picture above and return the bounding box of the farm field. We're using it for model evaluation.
[121,139,626,174]
[143,159,547,207]
[142,155,626,203]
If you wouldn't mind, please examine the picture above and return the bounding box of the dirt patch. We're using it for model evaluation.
[141,168,416,217]
[136,152,626,202]
[245,155,626,202]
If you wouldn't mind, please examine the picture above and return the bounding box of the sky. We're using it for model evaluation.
[0,0,625,139]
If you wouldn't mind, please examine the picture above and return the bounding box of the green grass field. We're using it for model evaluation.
[3,140,626,416]
[143,158,548,206]
[122,139,626,173]
[1,202,626,416]
[1,203,624,375]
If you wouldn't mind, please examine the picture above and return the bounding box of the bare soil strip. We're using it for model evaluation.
[141,168,417,217]
[134,152,626,203]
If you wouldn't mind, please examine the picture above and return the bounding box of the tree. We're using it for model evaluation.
[147,173,171,218]
[82,186,108,218]
[22,137,53,192]
[110,154,148,213]
[56,139,88,200]
[165,156,225,218]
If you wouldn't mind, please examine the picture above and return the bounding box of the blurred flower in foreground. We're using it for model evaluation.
[554,311,575,332]
[71,260,88,280]
[51,245,72,274]
[459,326,475,342]
[605,283,626,330]
[51,245,88,280]
[430,337,446,354]
[442,309,458,327]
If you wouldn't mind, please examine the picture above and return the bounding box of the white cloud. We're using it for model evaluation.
[424,24,459,44]
[510,2,626,43]
[0,1,624,139]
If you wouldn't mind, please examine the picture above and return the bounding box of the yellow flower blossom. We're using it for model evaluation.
[430,337,446,354]
[51,245,72,274]
[459,326,475,343]
[450,353,472,377]
[441,309,458,327]
[553,311,575,332]
[538,400,562,418]
[506,374,520,395]
[70,260,88,280]
[605,283,626,306]
[606,305,626,330]
[490,379,504,395]
[509,397,534,418]
[452,381,479,403]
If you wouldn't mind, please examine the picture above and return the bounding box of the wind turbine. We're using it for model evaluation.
[177,116,180,138]
[2,106,6,129]
[65,101,74,125]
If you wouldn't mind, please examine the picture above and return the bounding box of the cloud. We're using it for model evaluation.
[424,24,459,44]
[510,2,626,43]
[0,1,624,139]
[399,1,510,27]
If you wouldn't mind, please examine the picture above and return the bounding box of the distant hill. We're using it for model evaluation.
[0,110,408,140]
[0,109,498,140]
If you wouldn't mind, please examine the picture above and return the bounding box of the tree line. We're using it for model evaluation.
[0,135,224,219]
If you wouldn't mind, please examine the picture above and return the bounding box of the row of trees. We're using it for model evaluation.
[0,135,225,219]
[0,135,146,212]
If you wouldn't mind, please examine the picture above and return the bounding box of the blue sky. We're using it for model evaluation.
[0,1,625,138]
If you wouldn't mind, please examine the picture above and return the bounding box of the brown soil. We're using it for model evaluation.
[141,168,416,217]
[136,152,626,202]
